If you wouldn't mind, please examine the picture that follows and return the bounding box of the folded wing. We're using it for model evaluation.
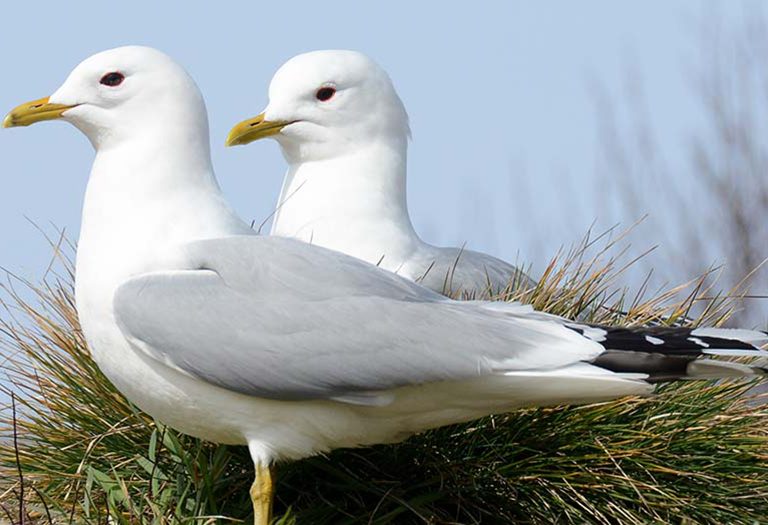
[113,236,603,402]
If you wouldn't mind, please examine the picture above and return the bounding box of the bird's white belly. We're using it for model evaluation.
[77,297,402,459]
[80,320,411,459]
[81,310,253,445]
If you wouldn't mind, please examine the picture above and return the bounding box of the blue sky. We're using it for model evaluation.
[0,2,751,286]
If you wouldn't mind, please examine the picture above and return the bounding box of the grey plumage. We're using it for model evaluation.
[114,235,767,405]
[114,236,601,402]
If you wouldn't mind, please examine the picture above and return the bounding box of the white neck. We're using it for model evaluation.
[271,138,422,268]
[75,130,248,307]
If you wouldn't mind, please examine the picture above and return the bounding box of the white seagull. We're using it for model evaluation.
[226,49,534,297]
[5,46,767,525]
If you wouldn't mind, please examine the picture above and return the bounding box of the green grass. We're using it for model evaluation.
[1,229,767,524]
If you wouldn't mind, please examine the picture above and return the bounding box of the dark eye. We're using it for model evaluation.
[100,72,125,87]
[315,87,336,102]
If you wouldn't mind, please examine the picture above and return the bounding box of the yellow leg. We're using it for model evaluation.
[251,462,275,525]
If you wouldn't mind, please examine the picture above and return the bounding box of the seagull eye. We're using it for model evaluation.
[315,87,336,102]
[100,72,125,87]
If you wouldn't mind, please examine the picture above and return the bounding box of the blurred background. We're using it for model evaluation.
[0,1,765,326]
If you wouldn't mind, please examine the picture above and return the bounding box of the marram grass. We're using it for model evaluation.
[1,230,767,524]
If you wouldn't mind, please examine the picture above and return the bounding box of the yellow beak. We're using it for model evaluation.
[3,96,76,128]
[225,113,294,147]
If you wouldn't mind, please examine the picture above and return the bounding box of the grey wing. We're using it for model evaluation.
[414,246,535,297]
[113,236,599,402]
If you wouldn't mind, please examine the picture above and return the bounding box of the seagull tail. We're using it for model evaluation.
[579,325,768,383]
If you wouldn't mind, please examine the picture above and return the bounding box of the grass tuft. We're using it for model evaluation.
[1,228,767,524]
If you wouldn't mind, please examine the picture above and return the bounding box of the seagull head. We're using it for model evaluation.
[3,46,209,150]
[226,50,410,162]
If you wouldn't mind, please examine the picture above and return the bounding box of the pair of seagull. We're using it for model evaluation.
[4,46,767,524]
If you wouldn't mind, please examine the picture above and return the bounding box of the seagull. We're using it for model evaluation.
[226,49,534,297]
[5,46,767,525]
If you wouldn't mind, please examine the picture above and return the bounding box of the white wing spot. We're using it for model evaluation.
[566,323,607,343]
[582,326,607,343]
[645,336,664,345]
[688,337,710,348]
